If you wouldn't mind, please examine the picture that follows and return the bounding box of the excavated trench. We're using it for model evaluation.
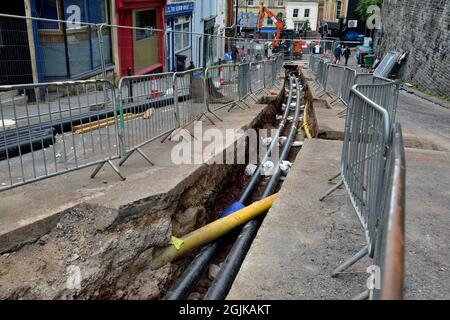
[0,66,315,300]
[0,89,284,300]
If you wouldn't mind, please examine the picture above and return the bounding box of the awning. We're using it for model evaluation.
[260,27,277,33]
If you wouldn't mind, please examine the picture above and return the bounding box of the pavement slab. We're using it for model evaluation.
[228,138,450,300]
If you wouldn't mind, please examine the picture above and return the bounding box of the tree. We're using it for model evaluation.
[302,20,311,37]
[303,20,311,31]
[357,0,382,21]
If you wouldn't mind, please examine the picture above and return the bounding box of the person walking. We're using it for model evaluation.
[343,47,351,66]
[334,45,342,64]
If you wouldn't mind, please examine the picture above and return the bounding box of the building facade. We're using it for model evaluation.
[164,1,194,71]
[27,0,115,82]
[1,0,230,86]
[285,0,319,32]
[3,0,168,83]
[189,0,226,68]
[322,0,348,21]
[320,0,364,39]
[237,0,286,36]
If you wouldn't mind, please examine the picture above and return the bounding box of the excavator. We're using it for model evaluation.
[257,2,284,51]
[257,2,302,57]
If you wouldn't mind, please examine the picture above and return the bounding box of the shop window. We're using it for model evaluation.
[174,17,191,52]
[336,0,342,19]
[133,9,158,71]
[35,0,112,80]
[135,9,157,40]
[35,0,60,30]
[62,0,108,24]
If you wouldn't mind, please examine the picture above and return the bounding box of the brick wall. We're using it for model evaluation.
[374,0,449,96]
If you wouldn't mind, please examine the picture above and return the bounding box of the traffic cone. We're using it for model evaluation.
[151,76,159,98]
[219,66,225,85]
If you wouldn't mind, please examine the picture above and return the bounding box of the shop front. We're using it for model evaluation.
[165,1,194,72]
[115,0,166,76]
[31,0,113,81]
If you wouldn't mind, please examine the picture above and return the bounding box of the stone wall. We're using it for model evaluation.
[374,0,449,96]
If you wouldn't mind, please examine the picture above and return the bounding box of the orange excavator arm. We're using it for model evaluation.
[258,3,284,47]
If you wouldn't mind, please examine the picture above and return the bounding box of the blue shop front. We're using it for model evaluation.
[165,2,194,72]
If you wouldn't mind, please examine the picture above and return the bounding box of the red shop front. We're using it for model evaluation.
[115,0,167,76]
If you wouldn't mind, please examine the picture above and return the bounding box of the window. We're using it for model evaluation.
[277,12,283,21]
[277,0,284,6]
[35,0,60,30]
[293,9,299,18]
[267,17,273,25]
[135,9,157,41]
[174,17,191,52]
[304,9,310,18]
[336,0,342,19]
[247,0,255,6]
[294,22,303,31]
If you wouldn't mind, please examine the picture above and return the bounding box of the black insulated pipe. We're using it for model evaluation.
[203,78,302,300]
[164,76,295,300]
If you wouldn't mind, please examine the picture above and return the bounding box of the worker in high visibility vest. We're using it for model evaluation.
[294,40,302,58]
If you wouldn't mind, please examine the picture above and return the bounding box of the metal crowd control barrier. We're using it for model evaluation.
[309,54,320,74]
[314,59,330,96]
[0,79,123,192]
[355,81,400,126]
[372,123,406,300]
[237,63,255,107]
[320,84,391,276]
[205,64,240,112]
[264,59,274,92]
[250,60,266,95]
[175,68,217,129]
[325,64,345,97]
[116,72,178,166]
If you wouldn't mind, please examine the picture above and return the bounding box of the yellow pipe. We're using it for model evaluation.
[302,102,313,139]
[151,193,278,270]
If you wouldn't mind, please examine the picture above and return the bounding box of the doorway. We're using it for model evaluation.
[133,9,158,73]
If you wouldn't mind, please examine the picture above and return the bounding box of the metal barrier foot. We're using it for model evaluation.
[228,102,246,112]
[352,290,370,300]
[329,97,341,105]
[331,245,369,277]
[161,128,177,143]
[199,112,216,126]
[119,148,154,167]
[118,149,135,167]
[91,160,126,181]
[328,172,341,182]
[319,179,344,201]
[240,100,251,108]
[136,148,154,166]
[317,90,327,98]
[107,160,127,181]
[337,107,347,116]
[206,110,222,122]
